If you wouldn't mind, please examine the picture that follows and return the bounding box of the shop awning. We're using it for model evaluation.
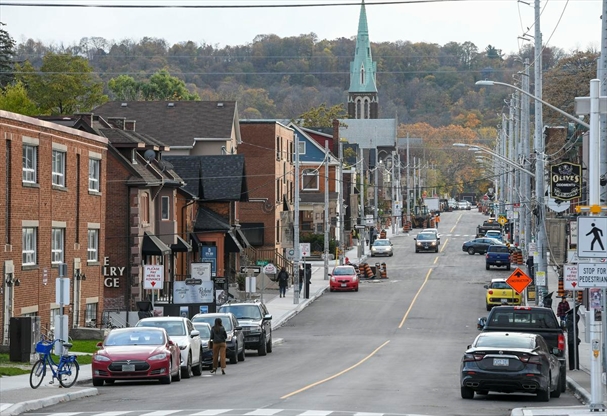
[225,229,244,253]
[142,232,171,256]
[171,235,192,253]
[234,226,251,249]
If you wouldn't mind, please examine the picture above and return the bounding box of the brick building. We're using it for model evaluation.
[0,111,108,344]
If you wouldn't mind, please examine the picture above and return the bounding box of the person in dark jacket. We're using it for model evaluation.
[210,317,228,375]
[277,267,289,298]
[557,296,571,326]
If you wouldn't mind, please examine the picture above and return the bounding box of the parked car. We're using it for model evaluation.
[135,316,203,378]
[329,265,359,292]
[414,232,439,253]
[462,237,504,255]
[484,230,504,242]
[484,278,522,310]
[192,321,213,369]
[486,244,512,270]
[460,331,561,401]
[191,312,245,364]
[218,300,273,356]
[371,238,393,257]
[92,327,181,386]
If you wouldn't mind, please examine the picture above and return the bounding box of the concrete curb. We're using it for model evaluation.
[3,388,98,416]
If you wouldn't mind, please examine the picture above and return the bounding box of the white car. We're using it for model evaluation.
[135,316,203,378]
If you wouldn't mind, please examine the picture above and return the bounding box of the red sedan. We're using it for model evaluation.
[329,265,359,292]
[92,327,181,386]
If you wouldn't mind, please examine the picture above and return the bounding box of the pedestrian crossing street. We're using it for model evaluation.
[21,409,427,416]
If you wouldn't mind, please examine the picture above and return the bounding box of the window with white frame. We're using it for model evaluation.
[22,145,37,183]
[85,303,97,324]
[89,158,100,191]
[22,227,37,265]
[298,141,306,155]
[52,150,66,187]
[161,196,170,220]
[87,229,99,262]
[51,228,64,264]
[302,169,319,191]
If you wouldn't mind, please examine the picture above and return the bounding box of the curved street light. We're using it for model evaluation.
[452,143,535,177]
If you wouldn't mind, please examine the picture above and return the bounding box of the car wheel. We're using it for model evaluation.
[172,361,182,382]
[192,349,203,376]
[230,346,238,364]
[238,343,246,361]
[537,379,550,402]
[160,363,172,385]
[258,334,268,356]
[92,378,104,387]
[477,390,488,395]
[355,286,359,292]
[105,379,115,384]
[267,335,273,353]
[182,353,192,379]
[460,386,474,399]
[550,375,561,398]
[486,264,490,270]
[486,303,492,311]
[560,365,567,392]
[415,249,419,253]
[506,264,511,271]
[467,247,475,255]
[435,247,439,253]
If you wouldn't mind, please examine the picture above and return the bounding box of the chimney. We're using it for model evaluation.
[74,112,93,126]
[107,117,126,130]
[124,120,136,131]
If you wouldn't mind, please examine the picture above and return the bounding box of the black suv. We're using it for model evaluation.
[219,300,273,356]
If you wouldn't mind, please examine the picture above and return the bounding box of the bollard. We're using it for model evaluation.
[380,262,387,279]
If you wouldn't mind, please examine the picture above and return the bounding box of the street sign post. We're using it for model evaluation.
[505,268,533,293]
[577,263,607,288]
[300,243,311,258]
[577,217,607,258]
[564,264,579,291]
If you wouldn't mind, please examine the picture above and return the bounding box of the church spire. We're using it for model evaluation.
[348,0,378,119]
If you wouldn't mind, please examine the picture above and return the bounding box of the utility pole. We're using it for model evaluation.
[522,60,531,255]
[374,148,379,229]
[338,139,345,266]
[359,146,365,258]
[406,136,410,232]
[391,150,396,235]
[324,140,329,280]
[533,0,547,307]
[293,134,300,304]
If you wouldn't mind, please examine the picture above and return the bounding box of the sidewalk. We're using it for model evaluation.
[0,230,378,416]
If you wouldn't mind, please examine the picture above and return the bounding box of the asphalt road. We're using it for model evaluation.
[24,209,585,416]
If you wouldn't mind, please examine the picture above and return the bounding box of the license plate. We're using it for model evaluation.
[495,260,502,263]
[501,299,508,303]
[341,283,347,287]
[493,358,509,366]
[122,364,135,372]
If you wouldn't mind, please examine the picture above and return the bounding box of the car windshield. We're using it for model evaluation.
[105,329,165,346]
[193,324,211,339]
[490,282,510,289]
[137,320,186,336]
[417,234,435,241]
[490,246,510,253]
[192,315,233,331]
[332,267,356,276]
[220,305,262,320]
[373,240,390,246]
[475,334,534,349]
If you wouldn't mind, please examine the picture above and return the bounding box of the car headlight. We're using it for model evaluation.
[93,354,110,362]
[331,276,337,282]
[352,275,358,281]
[226,334,233,342]
[248,325,262,333]
[149,352,168,361]
[416,242,422,246]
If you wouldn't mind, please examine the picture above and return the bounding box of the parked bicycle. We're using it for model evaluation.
[29,337,80,389]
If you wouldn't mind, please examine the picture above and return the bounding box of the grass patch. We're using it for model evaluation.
[0,339,100,376]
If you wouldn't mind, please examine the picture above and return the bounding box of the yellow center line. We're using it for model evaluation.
[439,238,449,253]
[450,214,463,233]
[280,340,391,399]
[398,268,433,329]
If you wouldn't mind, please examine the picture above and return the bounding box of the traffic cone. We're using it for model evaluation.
[557,277,565,298]
[380,262,388,279]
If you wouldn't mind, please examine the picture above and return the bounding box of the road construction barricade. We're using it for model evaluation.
[363,263,374,279]
[510,249,523,265]
[403,221,412,233]
[429,218,435,228]
[380,262,388,279]
[557,277,565,298]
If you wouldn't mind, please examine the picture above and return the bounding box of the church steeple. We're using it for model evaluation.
[348,0,378,119]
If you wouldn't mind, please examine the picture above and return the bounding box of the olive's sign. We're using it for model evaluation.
[550,162,581,200]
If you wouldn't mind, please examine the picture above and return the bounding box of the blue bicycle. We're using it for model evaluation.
[29,338,80,389]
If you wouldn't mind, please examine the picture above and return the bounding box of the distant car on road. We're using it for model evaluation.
[371,238,393,257]
[486,245,512,270]
[460,331,561,401]
[422,228,441,244]
[414,232,439,253]
[484,230,504,242]
[484,278,522,310]
[462,237,504,255]
[329,265,359,292]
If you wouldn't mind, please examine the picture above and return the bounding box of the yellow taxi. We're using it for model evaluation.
[484,278,522,311]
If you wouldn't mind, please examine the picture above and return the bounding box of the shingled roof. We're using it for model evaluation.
[163,155,248,202]
[92,101,240,149]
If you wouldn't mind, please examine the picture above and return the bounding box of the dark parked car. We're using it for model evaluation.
[218,300,273,356]
[192,322,213,369]
[462,237,504,255]
[191,312,245,364]
[486,245,512,270]
[460,331,561,401]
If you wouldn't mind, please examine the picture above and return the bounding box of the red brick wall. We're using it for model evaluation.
[0,112,107,342]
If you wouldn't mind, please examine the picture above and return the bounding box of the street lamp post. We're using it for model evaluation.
[453,143,535,178]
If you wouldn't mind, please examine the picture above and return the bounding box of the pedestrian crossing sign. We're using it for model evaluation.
[577,217,607,258]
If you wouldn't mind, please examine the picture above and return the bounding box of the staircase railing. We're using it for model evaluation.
[243,246,293,277]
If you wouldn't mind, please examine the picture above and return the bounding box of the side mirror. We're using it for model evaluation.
[483,285,489,289]
[477,317,487,330]
[413,238,417,241]
[96,341,103,348]
[264,314,273,321]
[191,329,200,338]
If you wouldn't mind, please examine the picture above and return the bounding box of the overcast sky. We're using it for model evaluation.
[0,0,602,55]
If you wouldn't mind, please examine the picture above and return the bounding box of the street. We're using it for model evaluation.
[24,210,584,416]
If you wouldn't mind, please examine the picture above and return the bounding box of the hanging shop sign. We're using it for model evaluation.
[550,162,581,200]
